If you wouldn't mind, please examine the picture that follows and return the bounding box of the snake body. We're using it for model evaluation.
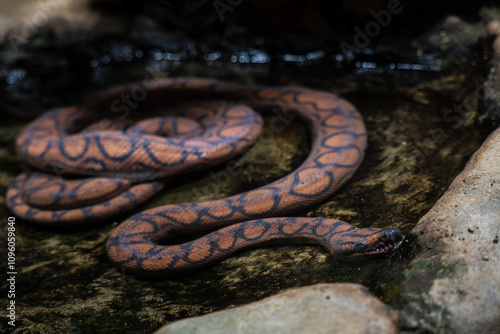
[7,78,403,277]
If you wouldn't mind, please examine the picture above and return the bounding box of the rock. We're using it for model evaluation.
[482,20,500,121]
[399,127,500,333]
[0,0,99,43]
[155,283,399,334]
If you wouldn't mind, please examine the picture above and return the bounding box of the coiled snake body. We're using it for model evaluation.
[7,78,403,277]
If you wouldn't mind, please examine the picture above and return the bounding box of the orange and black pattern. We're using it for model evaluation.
[6,78,403,277]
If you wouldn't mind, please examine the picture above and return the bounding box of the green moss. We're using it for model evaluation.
[436,261,467,279]
[411,261,436,271]
[379,283,404,304]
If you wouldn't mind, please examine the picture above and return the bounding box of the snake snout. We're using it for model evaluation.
[364,228,404,256]
[383,228,404,246]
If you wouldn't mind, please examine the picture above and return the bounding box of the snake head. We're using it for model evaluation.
[333,227,404,260]
[360,227,404,257]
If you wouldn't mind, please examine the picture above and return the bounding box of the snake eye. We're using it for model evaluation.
[355,243,367,252]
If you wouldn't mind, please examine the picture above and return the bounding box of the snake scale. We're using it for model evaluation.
[7,78,404,277]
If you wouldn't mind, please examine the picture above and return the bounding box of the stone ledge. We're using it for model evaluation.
[155,283,399,334]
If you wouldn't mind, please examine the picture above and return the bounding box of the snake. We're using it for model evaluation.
[6,77,404,277]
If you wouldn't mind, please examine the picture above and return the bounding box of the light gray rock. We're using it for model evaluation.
[155,283,399,334]
[0,0,99,43]
[399,127,500,333]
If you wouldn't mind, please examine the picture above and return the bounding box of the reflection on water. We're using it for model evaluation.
[1,39,445,118]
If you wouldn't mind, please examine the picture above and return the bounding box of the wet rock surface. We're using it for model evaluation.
[155,283,399,334]
[394,19,500,333]
[0,1,495,119]
[398,127,500,334]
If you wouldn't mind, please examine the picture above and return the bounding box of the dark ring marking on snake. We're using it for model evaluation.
[6,78,404,277]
